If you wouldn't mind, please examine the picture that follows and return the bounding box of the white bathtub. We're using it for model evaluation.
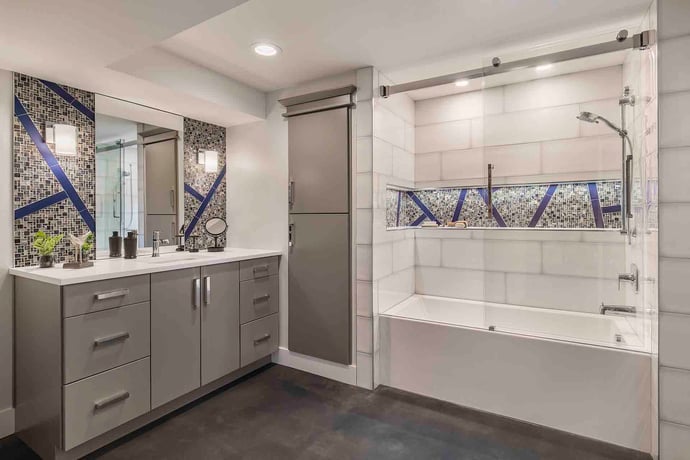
[379,295,652,453]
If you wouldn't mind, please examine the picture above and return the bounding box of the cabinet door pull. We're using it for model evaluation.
[94,289,130,301]
[93,390,130,411]
[93,331,130,348]
[253,334,271,345]
[193,278,201,309]
[253,294,271,304]
[253,265,270,277]
[204,276,211,305]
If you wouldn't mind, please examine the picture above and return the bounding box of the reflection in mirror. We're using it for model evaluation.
[204,217,227,252]
[95,95,183,256]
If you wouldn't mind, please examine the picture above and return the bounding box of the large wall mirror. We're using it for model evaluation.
[95,95,184,255]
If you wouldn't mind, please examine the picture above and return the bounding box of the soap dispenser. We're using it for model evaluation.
[109,231,122,258]
[124,231,138,259]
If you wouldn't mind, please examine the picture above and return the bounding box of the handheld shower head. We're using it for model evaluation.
[576,111,625,136]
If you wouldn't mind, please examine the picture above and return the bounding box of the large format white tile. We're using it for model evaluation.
[357,281,373,317]
[441,148,485,180]
[541,135,620,174]
[415,266,505,303]
[356,316,373,354]
[472,229,581,242]
[660,35,690,93]
[659,203,690,258]
[415,153,441,182]
[506,273,623,313]
[355,67,374,102]
[356,100,373,137]
[377,92,415,125]
[415,91,483,125]
[374,105,405,149]
[660,421,690,460]
[415,238,441,267]
[503,66,622,113]
[416,120,472,153]
[660,91,690,148]
[660,312,690,369]
[356,136,372,173]
[660,257,690,314]
[356,209,372,245]
[392,147,414,182]
[661,367,690,426]
[483,104,580,146]
[542,242,625,279]
[392,238,414,272]
[357,244,372,281]
[372,137,393,175]
[442,239,541,273]
[661,147,690,203]
[372,243,393,280]
[485,142,541,177]
[355,352,373,390]
[356,173,372,209]
[378,268,415,313]
[405,122,415,153]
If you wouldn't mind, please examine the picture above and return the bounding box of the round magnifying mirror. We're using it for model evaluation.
[205,217,227,252]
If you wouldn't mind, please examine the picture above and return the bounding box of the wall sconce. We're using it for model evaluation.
[196,149,206,165]
[45,123,77,156]
[203,150,218,173]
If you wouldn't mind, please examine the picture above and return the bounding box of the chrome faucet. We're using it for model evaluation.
[152,231,161,257]
[600,303,637,315]
[618,263,639,293]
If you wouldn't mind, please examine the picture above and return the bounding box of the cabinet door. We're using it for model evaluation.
[201,263,240,385]
[288,107,350,214]
[151,268,201,408]
[289,213,351,364]
[145,139,177,215]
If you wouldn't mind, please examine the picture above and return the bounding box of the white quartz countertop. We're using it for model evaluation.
[9,247,282,286]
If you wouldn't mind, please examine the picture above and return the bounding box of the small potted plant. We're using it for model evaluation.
[81,232,94,260]
[32,230,64,268]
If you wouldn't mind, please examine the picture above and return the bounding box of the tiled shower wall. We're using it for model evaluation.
[183,117,227,249]
[657,0,690,457]
[13,73,95,267]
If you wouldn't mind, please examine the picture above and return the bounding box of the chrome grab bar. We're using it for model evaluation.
[94,390,130,411]
[93,331,130,348]
[625,154,633,218]
[95,289,130,301]
[253,334,271,345]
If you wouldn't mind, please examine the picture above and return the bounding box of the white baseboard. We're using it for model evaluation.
[272,347,357,386]
[0,406,14,439]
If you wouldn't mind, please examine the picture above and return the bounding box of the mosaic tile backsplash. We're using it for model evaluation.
[387,180,622,229]
[13,74,96,267]
[183,118,227,249]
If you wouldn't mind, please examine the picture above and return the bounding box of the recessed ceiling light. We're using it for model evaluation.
[454,79,469,87]
[536,64,553,72]
[252,42,281,57]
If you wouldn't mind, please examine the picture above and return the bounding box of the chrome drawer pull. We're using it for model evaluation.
[252,265,270,276]
[204,276,211,305]
[253,334,271,345]
[95,289,130,301]
[93,390,130,411]
[93,331,130,348]
[252,294,271,304]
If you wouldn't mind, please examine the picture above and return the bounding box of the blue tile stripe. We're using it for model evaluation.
[184,183,205,202]
[588,183,605,228]
[411,214,427,226]
[528,184,558,227]
[14,191,68,219]
[477,188,507,227]
[406,191,439,224]
[185,165,227,238]
[39,79,95,122]
[452,189,467,222]
[602,204,622,213]
[15,97,95,232]
[395,190,402,227]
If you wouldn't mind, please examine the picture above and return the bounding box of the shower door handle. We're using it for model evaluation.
[487,163,494,219]
[169,189,176,211]
[625,155,633,218]
[288,223,295,248]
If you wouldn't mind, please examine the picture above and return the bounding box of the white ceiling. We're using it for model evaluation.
[160,0,652,92]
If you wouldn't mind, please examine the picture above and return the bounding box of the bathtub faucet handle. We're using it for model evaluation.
[617,263,639,293]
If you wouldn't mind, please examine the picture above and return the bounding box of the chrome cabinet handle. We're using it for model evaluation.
[253,334,271,345]
[288,179,295,208]
[253,294,270,304]
[204,276,211,305]
[288,223,295,248]
[487,163,494,219]
[95,289,130,301]
[93,331,130,348]
[193,278,201,309]
[94,390,130,411]
[253,265,270,277]
[169,189,175,210]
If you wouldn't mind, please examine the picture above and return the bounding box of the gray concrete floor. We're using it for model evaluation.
[1,364,650,459]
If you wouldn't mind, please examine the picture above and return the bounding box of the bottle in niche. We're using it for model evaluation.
[124,231,138,259]
[109,231,122,258]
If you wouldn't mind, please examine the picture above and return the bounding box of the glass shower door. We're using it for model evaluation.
[95,142,123,252]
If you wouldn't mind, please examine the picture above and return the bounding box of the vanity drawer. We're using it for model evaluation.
[63,302,150,384]
[240,313,279,367]
[240,276,279,324]
[239,257,279,281]
[63,357,150,450]
[63,275,150,318]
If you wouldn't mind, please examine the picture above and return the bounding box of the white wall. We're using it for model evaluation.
[0,69,15,437]
[657,0,690,458]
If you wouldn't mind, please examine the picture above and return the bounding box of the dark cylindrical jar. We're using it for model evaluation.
[109,231,122,258]
[124,231,138,259]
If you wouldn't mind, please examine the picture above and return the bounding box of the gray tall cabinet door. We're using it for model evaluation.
[145,139,177,215]
[201,263,240,385]
[288,107,350,214]
[289,214,350,364]
[151,267,201,408]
